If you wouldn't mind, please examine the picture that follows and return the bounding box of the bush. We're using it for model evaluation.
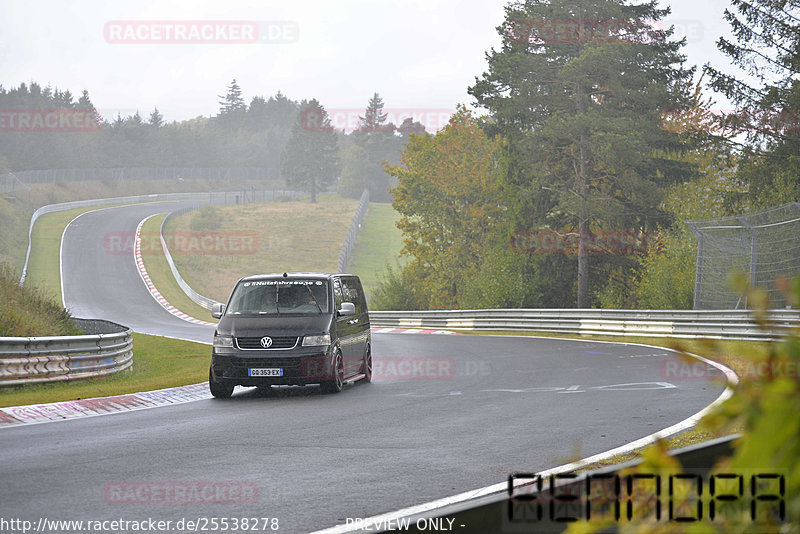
[0,263,80,337]
[189,205,221,231]
[633,224,696,309]
[370,263,421,310]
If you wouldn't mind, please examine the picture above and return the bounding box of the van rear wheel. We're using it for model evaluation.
[363,345,372,383]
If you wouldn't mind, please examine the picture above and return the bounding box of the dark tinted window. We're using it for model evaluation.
[341,276,366,314]
[227,279,330,315]
[333,277,343,310]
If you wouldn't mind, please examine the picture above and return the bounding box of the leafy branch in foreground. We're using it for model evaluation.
[569,274,800,533]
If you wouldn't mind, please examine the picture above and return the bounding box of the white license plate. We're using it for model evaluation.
[248,368,283,377]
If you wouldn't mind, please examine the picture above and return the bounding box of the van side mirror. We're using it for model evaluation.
[338,302,356,317]
[211,303,225,319]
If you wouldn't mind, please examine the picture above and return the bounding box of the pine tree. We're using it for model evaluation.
[216,79,247,129]
[469,0,696,307]
[705,0,800,207]
[148,107,164,128]
[280,99,341,202]
[357,92,389,133]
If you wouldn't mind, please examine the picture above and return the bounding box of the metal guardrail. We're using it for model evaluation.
[160,208,222,311]
[1,167,282,193]
[0,319,133,387]
[338,189,370,273]
[369,308,800,340]
[157,190,300,311]
[160,189,370,310]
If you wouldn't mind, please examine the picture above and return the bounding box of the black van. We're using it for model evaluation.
[208,272,371,398]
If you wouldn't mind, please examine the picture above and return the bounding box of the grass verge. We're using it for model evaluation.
[1,177,280,274]
[168,193,358,302]
[139,214,215,322]
[347,202,407,297]
[0,333,210,408]
[23,206,97,302]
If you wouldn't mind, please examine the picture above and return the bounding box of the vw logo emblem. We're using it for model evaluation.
[260,336,273,348]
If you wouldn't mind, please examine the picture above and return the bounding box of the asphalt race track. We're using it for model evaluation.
[0,202,729,533]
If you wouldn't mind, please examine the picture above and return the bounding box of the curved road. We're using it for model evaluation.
[0,202,728,533]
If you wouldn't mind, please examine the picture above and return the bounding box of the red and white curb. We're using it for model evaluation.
[134,215,217,327]
[0,382,211,428]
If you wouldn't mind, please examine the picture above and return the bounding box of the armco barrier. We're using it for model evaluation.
[369,308,800,341]
[0,319,133,386]
[337,189,370,273]
[157,190,300,310]
[160,207,224,311]
[161,189,370,310]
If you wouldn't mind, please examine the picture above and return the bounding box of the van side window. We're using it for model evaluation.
[333,278,344,310]
[352,277,368,314]
[341,277,365,314]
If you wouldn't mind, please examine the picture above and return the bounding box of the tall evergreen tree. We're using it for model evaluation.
[148,107,164,128]
[705,0,800,207]
[265,91,299,131]
[280,99,340,202]
[340,92,402,201]
[216,79,247,129]
[357,92,389,133]
[470,0,695,307]
[246,96,269,131]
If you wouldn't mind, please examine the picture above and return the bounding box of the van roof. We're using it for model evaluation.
[238,272,356,282]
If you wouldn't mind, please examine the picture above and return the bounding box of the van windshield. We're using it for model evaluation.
[226,280,330,315]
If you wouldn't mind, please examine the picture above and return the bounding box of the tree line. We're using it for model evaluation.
[374,0,799,311]
[0,80,421,203]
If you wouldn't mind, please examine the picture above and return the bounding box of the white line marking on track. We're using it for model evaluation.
[310,343,738,534]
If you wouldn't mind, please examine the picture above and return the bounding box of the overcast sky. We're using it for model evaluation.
[2,0,738,126]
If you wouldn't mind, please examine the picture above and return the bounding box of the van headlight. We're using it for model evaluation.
[213,334,234,348]
[302,334,330,347]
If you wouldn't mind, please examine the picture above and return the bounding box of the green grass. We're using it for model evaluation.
[0,333,210,408]
[23,206,102,302]
[139,214,215,322]
[1,177,279,275]
[0,263,80,337]
[168,193,359,302]
[347,202,407,296]
[0,197,29,273]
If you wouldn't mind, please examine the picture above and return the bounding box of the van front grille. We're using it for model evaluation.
[235,336,299,350]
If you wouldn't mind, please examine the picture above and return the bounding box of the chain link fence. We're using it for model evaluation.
[338,189,370,273]
[0,167,282,195]
[686,202,800,309]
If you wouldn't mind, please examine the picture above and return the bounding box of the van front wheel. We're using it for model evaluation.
[209,367,234,399]
[321,350,344,394]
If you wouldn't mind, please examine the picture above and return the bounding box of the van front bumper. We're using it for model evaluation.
[211,347,334,386]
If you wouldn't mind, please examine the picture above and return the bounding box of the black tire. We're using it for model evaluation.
[209,367,234,399]
[362,345,372,383]
[320,350,344,394]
